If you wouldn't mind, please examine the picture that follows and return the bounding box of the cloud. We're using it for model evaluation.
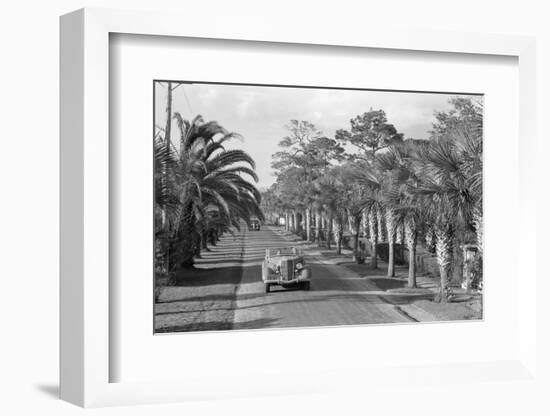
[155,82,477,188]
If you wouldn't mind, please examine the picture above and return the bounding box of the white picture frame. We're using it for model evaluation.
[60,8,537,408]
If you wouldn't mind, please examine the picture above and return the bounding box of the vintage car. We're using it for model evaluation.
[249,219,260,231]
[262,247,311,293]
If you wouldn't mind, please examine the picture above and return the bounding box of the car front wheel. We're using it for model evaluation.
[265,283,271,293]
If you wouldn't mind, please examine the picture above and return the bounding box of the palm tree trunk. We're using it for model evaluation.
[326,214,333,250]
[306,208,312,241]
[435,224,454,303]
[396,222,404,246]
[173,209,197,269]
[408,244,417,287]
[405,217,417,288]
[301,210,307,238]
[386,210,396,277]
[352,215,361,262]
[320,213,326,241]
[368,208,378,269]
[377,206,386,242]
[439,265,449,303]
[473,207,483,254]
[315,209,321,244]
[335,220,343,254]
[472,206,483,291]
[425,225,436,254]
[362,210,370,240]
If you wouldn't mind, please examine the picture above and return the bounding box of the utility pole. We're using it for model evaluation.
[162,82,173,273]
[164,81,172,152]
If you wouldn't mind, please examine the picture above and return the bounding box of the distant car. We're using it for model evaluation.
[262,247,311,293]
[249,220,260,231]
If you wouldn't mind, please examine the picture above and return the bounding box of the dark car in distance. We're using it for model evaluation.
[249,219,260,231]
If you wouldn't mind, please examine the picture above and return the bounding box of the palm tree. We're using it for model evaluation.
[348,193,366,261]
[404,215,418,287]
[384,209,397,277]
[359,142,428,280]
[396,197,431,288]
[343,162,386,269]
[424,223,436,254]
[396,221,405,246]
[377,206,386,243]
[313,171,347,252]
[154,136,183,273]
[367,202,380,269]
[416,136,481,302]
[375,146,413,278]
[155,113,263,271]
[381,142,431,287]
[333,163,368,262]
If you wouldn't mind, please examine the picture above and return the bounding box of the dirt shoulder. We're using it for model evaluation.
[336,254,483,322]
[154,231,247,333]
[154,266,245,333]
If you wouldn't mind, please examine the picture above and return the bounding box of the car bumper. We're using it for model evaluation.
[263,277,311,284]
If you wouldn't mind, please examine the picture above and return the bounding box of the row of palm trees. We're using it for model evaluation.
[263,99,483,302]
[155,91,263,275]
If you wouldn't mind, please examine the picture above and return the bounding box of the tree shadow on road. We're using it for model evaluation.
[155,317,280,333]
[337,261,409,277]
[157,291,266,305]
[368,277,407,291]
[169,265,257,286]
[157,292,409,317]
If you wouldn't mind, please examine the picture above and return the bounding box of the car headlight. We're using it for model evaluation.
[295,262,303,270]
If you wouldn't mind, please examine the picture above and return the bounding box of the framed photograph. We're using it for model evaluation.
[60,8,537,408]
[151,81,484,335]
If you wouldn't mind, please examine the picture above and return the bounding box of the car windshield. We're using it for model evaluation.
[268,247,302,256]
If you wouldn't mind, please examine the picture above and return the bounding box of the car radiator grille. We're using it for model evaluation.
[280,259,294,280]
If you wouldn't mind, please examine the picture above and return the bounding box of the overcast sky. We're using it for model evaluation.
[155,82,479,189]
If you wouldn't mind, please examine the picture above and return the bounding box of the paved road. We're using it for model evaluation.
[232,226,410,329]
[155,225,413,332]
[155,224,485,332]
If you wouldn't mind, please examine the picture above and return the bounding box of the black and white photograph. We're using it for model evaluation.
[153,81,483,333]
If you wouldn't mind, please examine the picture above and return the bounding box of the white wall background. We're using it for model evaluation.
[0,1,548,415]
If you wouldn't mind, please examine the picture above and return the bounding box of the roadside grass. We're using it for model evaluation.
[312,245,483,321]
[154,266,244,333]
[155,227,483,331]
[403,298,482,321]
